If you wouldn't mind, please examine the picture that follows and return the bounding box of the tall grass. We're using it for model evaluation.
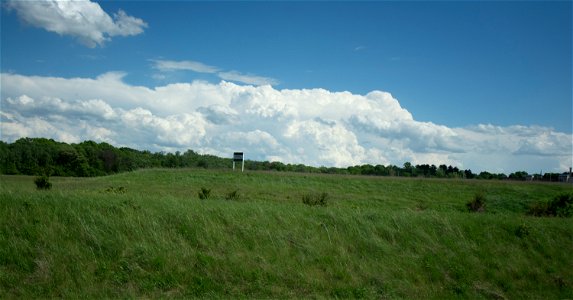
[1,169,572,298]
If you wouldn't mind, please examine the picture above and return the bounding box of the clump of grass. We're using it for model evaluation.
[467,192,486,212]
[225,190,240,201]
[198,187,212,199]
[34,175,52,190]
[302,192,329,207]
[104,186,127,194]
[515,223,531,238]
[415,200,429,211]
[527,193,572,217]
[331,286,368,298]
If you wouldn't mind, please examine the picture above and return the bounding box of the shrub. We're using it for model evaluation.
[302,192,329,207]
[549,193,573,217]
[467,192,486,212]
[34,175,52,190]
[527,193,572,217]
[225,190,240,201]
[515,223,531,238]
[198,187,211,200]
[527,202,549,217]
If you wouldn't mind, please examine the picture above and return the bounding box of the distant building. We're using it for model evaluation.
[559,168,573,183]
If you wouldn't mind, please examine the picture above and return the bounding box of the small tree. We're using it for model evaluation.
[34,175,52,190]
[198,187,211,199]
[467,192,486,212]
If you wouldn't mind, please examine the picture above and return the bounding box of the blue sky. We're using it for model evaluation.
[1,0,572,173]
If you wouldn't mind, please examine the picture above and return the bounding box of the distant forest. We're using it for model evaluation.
[0,137,563,181]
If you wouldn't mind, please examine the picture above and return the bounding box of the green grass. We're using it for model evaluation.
[1,169,572,298]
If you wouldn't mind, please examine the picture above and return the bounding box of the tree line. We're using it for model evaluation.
[0,137,562,181]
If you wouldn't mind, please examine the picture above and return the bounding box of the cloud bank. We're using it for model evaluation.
[6,0,147,47]
[1,72,571,173]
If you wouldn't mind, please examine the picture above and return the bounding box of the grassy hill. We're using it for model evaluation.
[1,169,572,298]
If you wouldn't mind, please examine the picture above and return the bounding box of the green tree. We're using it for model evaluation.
[509,171,528,180]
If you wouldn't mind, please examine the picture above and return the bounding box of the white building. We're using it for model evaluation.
[559,168,573,183]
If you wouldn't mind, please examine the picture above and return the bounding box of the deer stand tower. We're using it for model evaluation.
[233,152,244,172]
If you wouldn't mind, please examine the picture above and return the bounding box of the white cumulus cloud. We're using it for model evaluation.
[5,0,147,47]
[1,72,571,173]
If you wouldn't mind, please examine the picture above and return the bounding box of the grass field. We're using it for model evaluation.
[1,169,572,298]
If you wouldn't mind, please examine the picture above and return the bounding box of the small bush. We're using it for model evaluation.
[467,192,486,212]
[198,187,211,200]
[225,190,240,201]
[302,192,329,207]
[527,193,573,217]
[515,223,531,238]
[549,193,573,217]
[527,202,549,217]
[34,175,52,190]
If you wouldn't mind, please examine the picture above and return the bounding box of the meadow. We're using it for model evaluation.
[1,168,572,298]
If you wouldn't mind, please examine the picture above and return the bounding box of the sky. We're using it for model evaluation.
[1,0,572,173]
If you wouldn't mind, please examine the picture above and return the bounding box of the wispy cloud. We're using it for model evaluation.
[151,73,166,80]
[5,0,147,48]
[151,59,279,86]
[2,72,571,172]
[354,45,366,51]
[79,54,106,61]
[218,71,278,86]
[151,59,219,73]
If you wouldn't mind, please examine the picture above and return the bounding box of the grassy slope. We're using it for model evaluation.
[1,169,572,298]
